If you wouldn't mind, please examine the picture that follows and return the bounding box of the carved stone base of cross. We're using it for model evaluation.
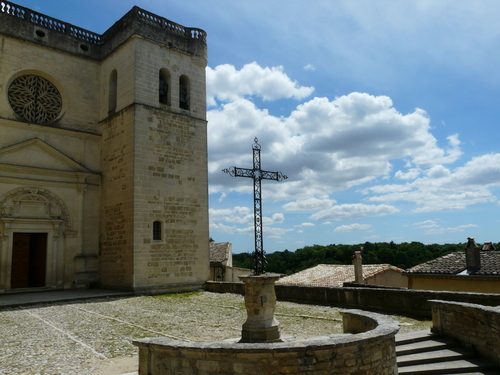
[238,274,282,343]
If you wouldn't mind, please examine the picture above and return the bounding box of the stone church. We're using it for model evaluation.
[0,2,209,293]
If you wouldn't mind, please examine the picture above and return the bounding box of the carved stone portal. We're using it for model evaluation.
[0,187,69,226]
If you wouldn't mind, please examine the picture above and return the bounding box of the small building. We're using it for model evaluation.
[276,263,408,288]
[209,242,232,281]
[209,241,251,282]
[404,238,500,293]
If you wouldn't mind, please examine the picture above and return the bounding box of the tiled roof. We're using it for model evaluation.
[209,242,231,263]
[404,251,500,276]
[276,264,402,287]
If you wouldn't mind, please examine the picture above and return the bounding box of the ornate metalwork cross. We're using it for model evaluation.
[223,138,287,275]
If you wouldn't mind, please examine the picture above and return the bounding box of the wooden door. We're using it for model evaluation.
[10,233,30,288]
[10,233,47,288]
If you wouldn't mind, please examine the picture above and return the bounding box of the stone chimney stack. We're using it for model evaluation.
[353,250,363,283]
[465,237,481,273]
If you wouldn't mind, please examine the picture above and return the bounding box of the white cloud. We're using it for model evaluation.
[205,60,497,244]
[367,153,500,212]
[209,85,462,202]
[283,198,336,212]
[425,165,451,179]
[209,206,252,225]
[206,62,314,106]
[265,227,294,238]
[210,222,253,236]
[310,203,399,221]
[414,220,439,229]
[334,223,373,232]
[264,213,285,225]
[395,168,421,180]
[304,64,316,71]
[424,224,478,235]
[294,222,315,227]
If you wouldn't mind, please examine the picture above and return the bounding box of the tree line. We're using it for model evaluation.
[232,241,483,275]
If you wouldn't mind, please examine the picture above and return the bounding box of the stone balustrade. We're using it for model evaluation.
[0,0,101,44]
[0,1,207,60]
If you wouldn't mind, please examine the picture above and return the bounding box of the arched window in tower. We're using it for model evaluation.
[179,75,190,110]
[153,221,162,241]
[159,69,170,105]
[108,69,117,115]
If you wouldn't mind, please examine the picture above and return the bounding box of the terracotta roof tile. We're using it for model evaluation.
[276,264,401,287]
[209,242,231,263]
[404,251,500,276]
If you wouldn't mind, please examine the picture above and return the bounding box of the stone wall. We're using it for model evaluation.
[206,282,500,319]
[430,299,500,366]
[133,309,399,375]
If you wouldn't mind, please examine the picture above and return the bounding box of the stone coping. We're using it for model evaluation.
[133,308,400,352]
[430,298,500,312]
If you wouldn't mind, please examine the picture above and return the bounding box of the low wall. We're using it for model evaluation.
[133,309,399,375]
[206,282,500,319]
[430,300,500,366]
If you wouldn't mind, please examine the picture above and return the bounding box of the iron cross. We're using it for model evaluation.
[223,137,287,275]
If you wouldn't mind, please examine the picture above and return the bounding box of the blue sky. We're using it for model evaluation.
[14,0,500,253]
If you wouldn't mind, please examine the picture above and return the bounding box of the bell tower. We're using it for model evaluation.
[98,8,209,292]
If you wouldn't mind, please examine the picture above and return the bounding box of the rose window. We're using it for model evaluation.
[8,75,62,124]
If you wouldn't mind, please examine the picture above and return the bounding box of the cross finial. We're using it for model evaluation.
[253,137,261,150]
[222,138,287,274]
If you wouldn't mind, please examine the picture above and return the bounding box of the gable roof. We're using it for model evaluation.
[209,242,231,264]
[276,264,402,287]
[404,251,500,276]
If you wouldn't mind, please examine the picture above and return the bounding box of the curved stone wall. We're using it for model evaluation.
[430,299,500,366]
[133,309,399,375]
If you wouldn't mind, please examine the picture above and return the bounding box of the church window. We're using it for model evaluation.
[159,69,170,105]
[153,221,162,241]
[108,69,117,115]
[8,75,62,124]
[179,75,190,110]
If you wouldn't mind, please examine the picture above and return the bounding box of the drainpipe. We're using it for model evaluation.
[353,250,363,284]
[465,237,480,273]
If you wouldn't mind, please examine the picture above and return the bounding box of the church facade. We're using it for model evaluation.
[0,2,209,293]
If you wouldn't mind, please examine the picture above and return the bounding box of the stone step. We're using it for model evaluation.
[395,331,499,375]
[397,358,499,375]
[396,336,459,356]
[395,330,442,345]
[398,347,477,367]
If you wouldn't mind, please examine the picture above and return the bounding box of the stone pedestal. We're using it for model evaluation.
[239,274,281,343]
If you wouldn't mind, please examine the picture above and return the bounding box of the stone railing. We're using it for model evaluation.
[430,300,500,366]
[134,309,399,375]
[0,1,205,46]
[135,7,206,41]
[0,0,101,44]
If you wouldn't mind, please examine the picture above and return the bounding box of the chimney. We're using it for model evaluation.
[465,237,480,273]
[482,242,496,251]
[353,250,363,283]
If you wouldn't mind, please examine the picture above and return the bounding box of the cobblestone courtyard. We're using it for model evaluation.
[0,291,431,374]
